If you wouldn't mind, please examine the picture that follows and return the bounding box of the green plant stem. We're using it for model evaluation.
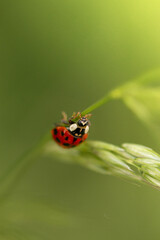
[0,88,122,195]
[80,67,160,119]
[73,88,122,121]
[1,68,160,195]
[82,88,122,114]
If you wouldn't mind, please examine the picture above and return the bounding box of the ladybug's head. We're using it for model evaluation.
[69,116,90,137]
[77,117,89,127]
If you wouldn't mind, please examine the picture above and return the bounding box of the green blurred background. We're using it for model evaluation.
[1,0,160,239]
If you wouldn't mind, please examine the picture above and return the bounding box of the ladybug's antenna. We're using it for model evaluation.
[84,114,92,119]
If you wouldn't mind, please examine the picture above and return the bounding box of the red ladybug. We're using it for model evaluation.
[51,112,91,148]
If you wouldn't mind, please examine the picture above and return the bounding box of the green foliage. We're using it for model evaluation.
[75,68,160,143]
[1,69,160,195]
[44,140,160,189]
[120,69,160,140]
[1,68,160,239]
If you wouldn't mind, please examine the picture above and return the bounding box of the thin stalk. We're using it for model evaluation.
[1,68,160,195]
[73,88,122,121]
[82,88,122,115]
[0,88,122,195]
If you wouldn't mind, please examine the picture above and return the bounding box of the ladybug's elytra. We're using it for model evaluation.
[51,112,91,148]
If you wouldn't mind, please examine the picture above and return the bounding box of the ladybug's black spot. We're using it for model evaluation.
[65,136,68,140]
[63,143,70,147]
[54,128,58,135]
[73,137,78,143]
[56,138,61,143]
[61,131,64,136]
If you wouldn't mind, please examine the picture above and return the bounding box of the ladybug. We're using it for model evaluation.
[51,112,91,148]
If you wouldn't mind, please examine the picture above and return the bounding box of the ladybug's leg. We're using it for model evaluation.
[61,120,69,125]
[54,123,61,127]
[62,111,68,120]
[72,112,76,118]
[61,111,69,125]
[72,112,81,119]
[84,113,92,119]
[69,112,81,123]
[76,112,81,118]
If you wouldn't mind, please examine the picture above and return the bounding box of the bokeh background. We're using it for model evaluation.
[1,0,160,239]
